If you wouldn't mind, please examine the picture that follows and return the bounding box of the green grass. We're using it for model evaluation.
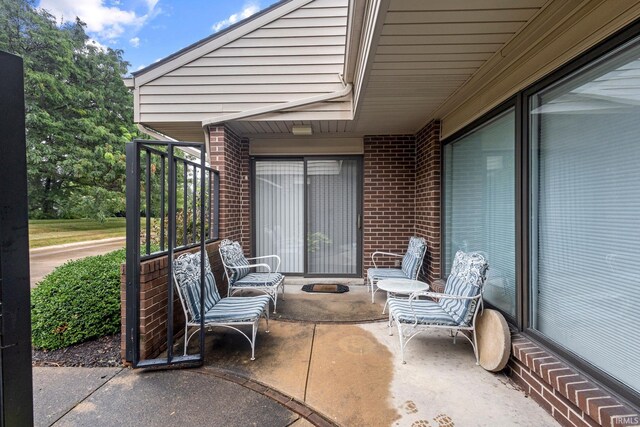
[29,218,126,248]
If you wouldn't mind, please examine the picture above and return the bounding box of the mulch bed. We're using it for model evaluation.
[32,334,123,368]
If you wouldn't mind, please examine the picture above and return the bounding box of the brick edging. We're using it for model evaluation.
[507,333,639,427]
[195,367,340,427]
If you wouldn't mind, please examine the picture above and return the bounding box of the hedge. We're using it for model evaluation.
[31,249,124,350]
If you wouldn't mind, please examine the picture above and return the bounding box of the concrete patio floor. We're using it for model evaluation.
[34,285,558,426]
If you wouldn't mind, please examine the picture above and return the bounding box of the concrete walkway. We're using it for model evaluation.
[29,237,125,288]
[33,287,558,426]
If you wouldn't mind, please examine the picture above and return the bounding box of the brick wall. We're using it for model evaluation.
[508,333,639,427]
[120,241,226,362]
[415,120,441,283]
[363,135,417,275]
[209,125,249,245]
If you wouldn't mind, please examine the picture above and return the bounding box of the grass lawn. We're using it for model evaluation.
[29,218,126,248]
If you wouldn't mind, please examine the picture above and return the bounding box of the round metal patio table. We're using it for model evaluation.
[377,278,429,314]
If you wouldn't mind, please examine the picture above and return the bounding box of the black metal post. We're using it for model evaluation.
[125,142,141,364]
[160,155,165,251]
[145,150,151,255]
[0,51,34,427]
[166,144,176,363]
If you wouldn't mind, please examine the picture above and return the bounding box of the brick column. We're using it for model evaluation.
[415,120,441,283]
[208,125,250,249]
[363,135,417,277]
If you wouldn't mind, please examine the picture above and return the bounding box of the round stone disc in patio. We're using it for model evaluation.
[476,308,511,372]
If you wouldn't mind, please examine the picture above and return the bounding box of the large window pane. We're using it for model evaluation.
[255,161,304,273]
[530,39,640,392]
[444,109,516,317]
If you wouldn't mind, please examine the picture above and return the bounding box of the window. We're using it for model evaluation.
[444,109,516,317]
[529,38,640,392]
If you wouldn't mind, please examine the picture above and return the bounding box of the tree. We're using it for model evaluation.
[0,0,141,220]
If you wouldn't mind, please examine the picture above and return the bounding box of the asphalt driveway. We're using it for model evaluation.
[29,237,125,288]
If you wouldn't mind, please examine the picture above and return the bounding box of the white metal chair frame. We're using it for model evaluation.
[389,289,485,365]
[220,247,285,314]
[368,250,426,303]
[173,255,270,361]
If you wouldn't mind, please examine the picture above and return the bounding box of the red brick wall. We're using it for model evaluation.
[209,125,249,245]
[508,333,639,427]
[415,120,441,283]
[120,242,226,362]
[363,135,417,275]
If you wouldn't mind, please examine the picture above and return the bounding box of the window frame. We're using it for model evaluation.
[440,19,640,406]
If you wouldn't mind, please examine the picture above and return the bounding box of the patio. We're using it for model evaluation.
[35,286,556,426]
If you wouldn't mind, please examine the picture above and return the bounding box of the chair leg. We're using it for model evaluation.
[250,320,258,361]
[396,321,407,364]
[264,306,270,333]
[183,325,189,356]
[472,328,479,365]
[388,311,394,335]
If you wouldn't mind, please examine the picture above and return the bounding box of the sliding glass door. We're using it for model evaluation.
[253,157,362,276]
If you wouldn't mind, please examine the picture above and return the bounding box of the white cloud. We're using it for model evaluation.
[136,64,146,71]
[39,0,159,41]
[212,2,260,33]
[129,36,140,47]
[86,38,107,51]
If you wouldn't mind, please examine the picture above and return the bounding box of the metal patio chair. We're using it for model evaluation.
[173,251,270,361]
[219,239,285,313]
[367,236,427,303]
[388,250,488,364]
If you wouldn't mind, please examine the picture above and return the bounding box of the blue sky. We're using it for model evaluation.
[37,0,280,74]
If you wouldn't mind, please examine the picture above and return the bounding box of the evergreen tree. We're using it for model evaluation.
[0,0,141,219]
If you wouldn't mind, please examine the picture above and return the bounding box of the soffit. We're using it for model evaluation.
[353,0,549,135]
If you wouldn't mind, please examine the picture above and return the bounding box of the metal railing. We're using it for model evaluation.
[127,140,219,260]
[125,139,217,367]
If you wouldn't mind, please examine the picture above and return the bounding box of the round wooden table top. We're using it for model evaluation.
[476,309,511,372]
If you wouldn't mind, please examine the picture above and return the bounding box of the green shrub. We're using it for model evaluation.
[31,249,125,350]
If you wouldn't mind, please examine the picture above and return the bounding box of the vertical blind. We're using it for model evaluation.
[530,41,640,392]
[255,161,304,273]
[444,109,516,317]
[307,160,358,275]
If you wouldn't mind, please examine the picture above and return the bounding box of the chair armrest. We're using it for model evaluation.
[409,291,481,302]
[227,263,272,273]
[371,251,403,268]
[246,255,281,273]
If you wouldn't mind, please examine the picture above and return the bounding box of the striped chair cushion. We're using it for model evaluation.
[401,236,427,279]
[367,268,409,282]
[202,295,270,323]
[234,272,283,287]
[388,298,457,326]
[219,240,251,283]
[174,252,222,321]
[441,251,488,325]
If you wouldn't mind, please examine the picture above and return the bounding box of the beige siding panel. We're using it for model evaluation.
[376,44,504,55]
[141,93,330,104]
[263,16,346,28]
[140,83,344,95]
[302,0,347,8]
[375,53,494,62]
[140,101,351,114]
[381,22,526,36]
[386,9,541,24]
[141,110,352,123]
[284,6,347,18]
[379,33,514,46]
[183,55,344,67]
[388,0,546,11]
[371,68,475,76]
[440,1,640,138]
[243,26,345,38]
[250,138,363,155]
[226,36,346,48]
[205,46,346,57]
[166,64,342,77]
[373,61,485,70]
[146,74,343,86]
